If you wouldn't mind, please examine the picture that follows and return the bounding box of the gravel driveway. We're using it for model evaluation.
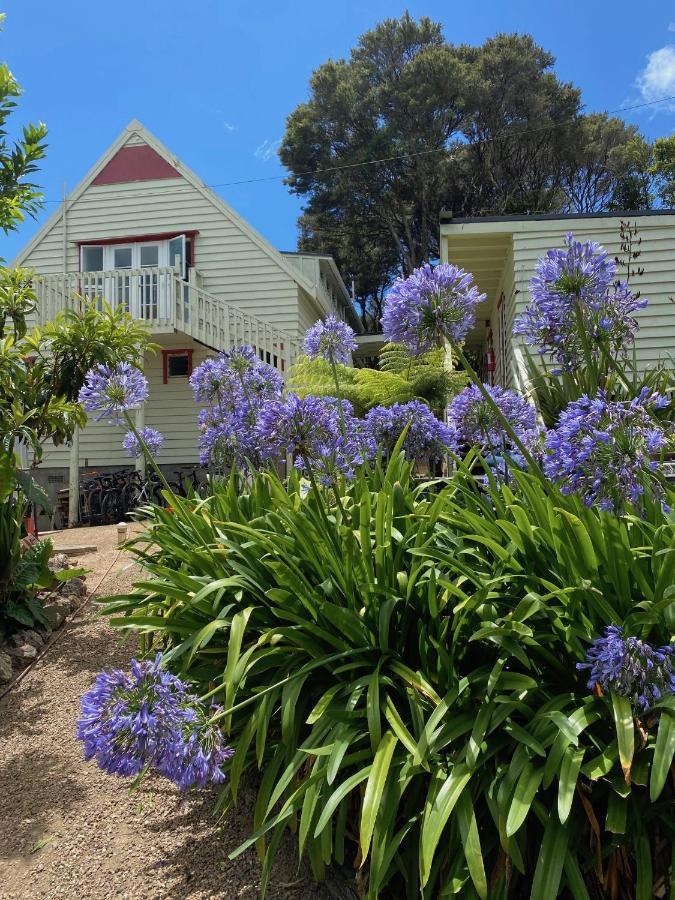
[0,525,327,900]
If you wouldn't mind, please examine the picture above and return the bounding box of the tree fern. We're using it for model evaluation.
[287,345,466,415]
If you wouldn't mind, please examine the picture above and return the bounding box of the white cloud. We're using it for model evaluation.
[254,138,281,162]
[635,44,675,108]
[223,121,237,132]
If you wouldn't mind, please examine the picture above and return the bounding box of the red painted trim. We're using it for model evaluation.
[162,348,194,384]
[92,145,181,185]
[77,230,199,247]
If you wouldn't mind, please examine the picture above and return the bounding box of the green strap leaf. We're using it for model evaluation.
[506,761,543,837]
[558,746,584,824]
[456,790,488,900]
[530,811,569,900]
[650,711,675,801]
[359,731,398,863]
[611,693,634,783]
[419,763,472,887]
[313,765,372,838]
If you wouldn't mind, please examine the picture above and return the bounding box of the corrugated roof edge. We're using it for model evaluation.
[440,208,675,223]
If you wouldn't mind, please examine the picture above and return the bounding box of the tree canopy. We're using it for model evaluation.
[280,14,668,329]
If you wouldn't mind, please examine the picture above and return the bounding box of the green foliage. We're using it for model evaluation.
[650,135,675,209]
[280,14,658,324]
[0,273,151,633]
[0,15,47,236]
[102,458,674,897]
[287,343,466,415]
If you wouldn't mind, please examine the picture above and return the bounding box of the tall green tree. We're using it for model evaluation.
[651,135,675,208]
[281,15,658,328]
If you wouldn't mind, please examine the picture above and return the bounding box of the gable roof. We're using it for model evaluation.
[13,119,320,298]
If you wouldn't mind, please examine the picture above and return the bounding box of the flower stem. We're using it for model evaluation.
[123,411,175,498]
[453,345,550,490]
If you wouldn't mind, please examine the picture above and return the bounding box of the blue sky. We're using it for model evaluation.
[3,0,675,263]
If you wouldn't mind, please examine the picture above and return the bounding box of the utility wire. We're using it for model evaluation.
[38,93,675,206]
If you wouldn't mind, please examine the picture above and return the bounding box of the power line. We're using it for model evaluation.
[38,93,675,206]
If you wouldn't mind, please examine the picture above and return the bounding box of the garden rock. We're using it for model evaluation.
[48,552,69,572]
[61,577,87,601]
[12,629,44,649]
[8,643,38,662]
[0,649,13,682]
[42,597,71,628]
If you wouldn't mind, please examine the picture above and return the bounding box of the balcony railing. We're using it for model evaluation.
[32,268,300,373]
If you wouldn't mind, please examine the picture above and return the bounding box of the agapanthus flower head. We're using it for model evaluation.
[78,363,148,423]
[514,233,648,371]
[364,400,456,462]
[448,384,541,453]
[303,315,357,365]
[382,263,485,354]
[198,407,261,471]
[256,394,364,484]
[544,388,671,514]
[122,426,163,459]
[578,625,675,712]
[77,654,233,789]
[191,346,284,471]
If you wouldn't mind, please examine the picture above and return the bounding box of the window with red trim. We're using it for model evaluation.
[162,349,193,383]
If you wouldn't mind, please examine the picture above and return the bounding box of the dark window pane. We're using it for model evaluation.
[82,246,103,272]
[168,353,189,377]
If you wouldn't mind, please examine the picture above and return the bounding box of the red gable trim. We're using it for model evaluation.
[92,145,181,185]
[77,230,199,246]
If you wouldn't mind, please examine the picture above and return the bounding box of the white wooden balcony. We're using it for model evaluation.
[32,268,300,373]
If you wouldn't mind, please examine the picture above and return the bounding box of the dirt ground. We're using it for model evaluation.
[0,524,327,900]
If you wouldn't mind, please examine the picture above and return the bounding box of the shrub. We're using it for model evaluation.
[102,456,675,898]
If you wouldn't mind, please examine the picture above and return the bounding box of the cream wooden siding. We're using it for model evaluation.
[18,167,303,336]
[40,333,209,468]
[510,216,675,379]
[491,240,515,388]
[442,214,675,389]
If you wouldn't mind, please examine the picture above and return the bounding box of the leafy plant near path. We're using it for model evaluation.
[101,456,675,898]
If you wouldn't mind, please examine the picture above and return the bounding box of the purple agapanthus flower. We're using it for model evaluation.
[382,263,485,354]
[122,426,164,458]
[544,388,671,513]
[77,654,233,789]
[256,394,364,484]
[303,315,357,365]
[191,346,284,470]
[577,625,675,712]
[78,363,148,423]
[448,384,541,453]
[364,400,456,462]
[514,233,648,372]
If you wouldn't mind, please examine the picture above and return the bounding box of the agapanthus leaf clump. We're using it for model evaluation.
[514,233,648,372]
[303,314,357,365]
[77,654,233,789]
[364,400,456,462]
[191,346,283,470]
[578,625,675,712]
[78,362,148,423]
[544,388,670,513]
[382,263,485,354]
[448,384,541,453]
[256,393,365,485]
[122,426,163,458]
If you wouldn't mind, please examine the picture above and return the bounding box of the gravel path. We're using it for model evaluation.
[0,525,327,900]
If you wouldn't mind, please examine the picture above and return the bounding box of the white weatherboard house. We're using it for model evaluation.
[440,210,675,389]
[14,119,360,512]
